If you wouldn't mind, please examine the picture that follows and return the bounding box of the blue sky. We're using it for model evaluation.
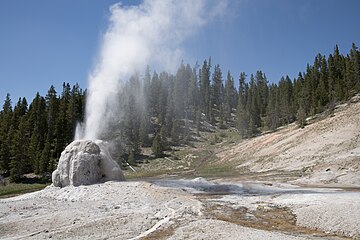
[0,0,359,103]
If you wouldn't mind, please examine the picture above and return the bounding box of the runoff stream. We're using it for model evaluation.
[145,178,351,240]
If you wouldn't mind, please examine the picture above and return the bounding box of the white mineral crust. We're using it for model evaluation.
[52,140,125,187]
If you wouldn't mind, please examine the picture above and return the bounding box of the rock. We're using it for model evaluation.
[52,140,125,187]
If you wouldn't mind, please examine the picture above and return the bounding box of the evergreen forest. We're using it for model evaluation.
[1,44,359,182]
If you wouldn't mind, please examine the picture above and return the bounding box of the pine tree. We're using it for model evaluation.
[45,85,59,162]
[165,90,175,137]
[349,43,360,94]
[40,140,51,174]
[144,65,152,117]
[293,72,304,111]
[212,64,223,112]
[208,98,215,124]
[255,70,269,117]
[67,83,85,140]
[160,126,169,150]
[319,56,329,106]
[296,74,308,128]
[139,113,151,147]
[278,76,294,124]
[188,64,199,120]
[266,84,279,131]
[195,108,201,136]
[128,150,135,165]
[200,58,211,120]
[151,132,164,158]
[327,54,336,103]
[333,45,345,101]
[236,72,248,138]
[139,67,153,147]
[0,94,13,175]
[218,105,225,129]
[224,70,236,122]
[174,62,192,119]
[55,83,71,158]
[171,119,180,145]
[124,94,141,156]
[296,104,306,128]
[352,43,360,92]
[149,71,161,117]
[247,74,260,135]
[8,125,17,181]
[311,54,321,111]
[317,75,327,112]
[9,99,29,181]
[28,93,47,174]
[158,72,169,124]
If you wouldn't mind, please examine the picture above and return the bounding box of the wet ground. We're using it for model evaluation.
[148,178,353,239]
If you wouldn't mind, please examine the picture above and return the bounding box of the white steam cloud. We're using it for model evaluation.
[76,0,228,140]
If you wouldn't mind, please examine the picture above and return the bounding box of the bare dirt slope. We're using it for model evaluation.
[216,98,360,187]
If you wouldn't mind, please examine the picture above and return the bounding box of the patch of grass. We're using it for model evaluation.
[197,164,238,178]
[124,168,172,180]
[0,183,48,198]
[124,126,246,180]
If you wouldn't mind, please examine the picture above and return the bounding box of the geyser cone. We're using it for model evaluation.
[52,140,125,187]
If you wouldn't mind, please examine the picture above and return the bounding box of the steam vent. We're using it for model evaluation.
[52,140,125,187]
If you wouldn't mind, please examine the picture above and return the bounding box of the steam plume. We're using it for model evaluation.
[76,0,227,140]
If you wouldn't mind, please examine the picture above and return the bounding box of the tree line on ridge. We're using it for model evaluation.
[0,43,359,182]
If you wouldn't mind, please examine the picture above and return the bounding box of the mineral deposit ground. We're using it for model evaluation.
[0,99,359,239]
[0,179,359,239]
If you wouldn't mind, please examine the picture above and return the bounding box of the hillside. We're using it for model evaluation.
[216,95,360,187]
[128,95,360,187]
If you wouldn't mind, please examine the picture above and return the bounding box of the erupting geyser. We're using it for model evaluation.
[52,0,228,187]
[52,140,124,187]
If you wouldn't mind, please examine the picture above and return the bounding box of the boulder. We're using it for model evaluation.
[52,140,125,187]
